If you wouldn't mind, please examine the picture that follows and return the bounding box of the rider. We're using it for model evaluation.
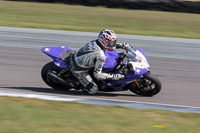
[68,29,129,94]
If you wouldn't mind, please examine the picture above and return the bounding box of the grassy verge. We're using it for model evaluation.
[0,0,200,39]
[0,96,200,133]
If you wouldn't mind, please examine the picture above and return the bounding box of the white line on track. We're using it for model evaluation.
[0,91,81,101]
[1,91,200,113]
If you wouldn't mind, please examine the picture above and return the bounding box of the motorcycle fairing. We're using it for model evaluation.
[102,74,142,89]
[134,67,148,75]
[41,45,70,68]
[54,61,70,68]
[41,46,120,70]
[103,49,119,72]
[101,48,149,89]
[137,48,149,63]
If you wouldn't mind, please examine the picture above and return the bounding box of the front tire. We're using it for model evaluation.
[129,72,162,96]
[41,62,70,90]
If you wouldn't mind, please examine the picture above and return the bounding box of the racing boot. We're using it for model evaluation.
[82,83,98,95]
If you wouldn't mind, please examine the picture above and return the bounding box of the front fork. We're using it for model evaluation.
[131,71,151,91]
[134,80,141,89]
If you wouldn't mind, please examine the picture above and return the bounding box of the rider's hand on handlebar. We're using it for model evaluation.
[116,42,130,49]
[122,42,130,49]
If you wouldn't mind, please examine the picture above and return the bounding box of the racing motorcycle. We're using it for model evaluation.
[41,45,162,96]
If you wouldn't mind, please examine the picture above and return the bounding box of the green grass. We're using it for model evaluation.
[0,0,200,38]
[0,96,200,133]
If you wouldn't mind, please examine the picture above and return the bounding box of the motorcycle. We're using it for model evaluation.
[41,45,162,96]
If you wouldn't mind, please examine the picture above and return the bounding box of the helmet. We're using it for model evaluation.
[98,29,117,51]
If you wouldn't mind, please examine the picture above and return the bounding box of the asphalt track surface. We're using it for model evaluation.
[0,26,200,113]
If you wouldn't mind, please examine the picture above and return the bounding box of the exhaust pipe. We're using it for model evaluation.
[46,71,70,87]
[46,71,80,89]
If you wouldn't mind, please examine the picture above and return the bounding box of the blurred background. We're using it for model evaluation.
[8,0,200,14]
[0,0,200,133]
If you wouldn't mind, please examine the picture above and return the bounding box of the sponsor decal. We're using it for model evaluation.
[45,48,50,52]
[135,55,139,60]
[136,68,141,74]
[107,83,111,86]
[135,55,143,62]
[86,43,95,50]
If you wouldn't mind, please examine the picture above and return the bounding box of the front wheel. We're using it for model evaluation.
[129,72,162,96]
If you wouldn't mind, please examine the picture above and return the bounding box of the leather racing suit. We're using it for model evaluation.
[69,40,126,94]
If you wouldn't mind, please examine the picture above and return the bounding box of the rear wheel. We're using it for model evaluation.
[41,62,71,90]
[129,72,162,96]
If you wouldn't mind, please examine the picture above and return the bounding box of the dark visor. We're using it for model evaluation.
[108,40,117,48]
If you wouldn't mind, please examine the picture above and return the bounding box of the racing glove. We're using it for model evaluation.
[122,42,130,49]
[111,74,125,80]
[116,42,130,50]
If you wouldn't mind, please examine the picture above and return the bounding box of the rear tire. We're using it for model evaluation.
[41,62,70,90]
[129,72,162,96]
